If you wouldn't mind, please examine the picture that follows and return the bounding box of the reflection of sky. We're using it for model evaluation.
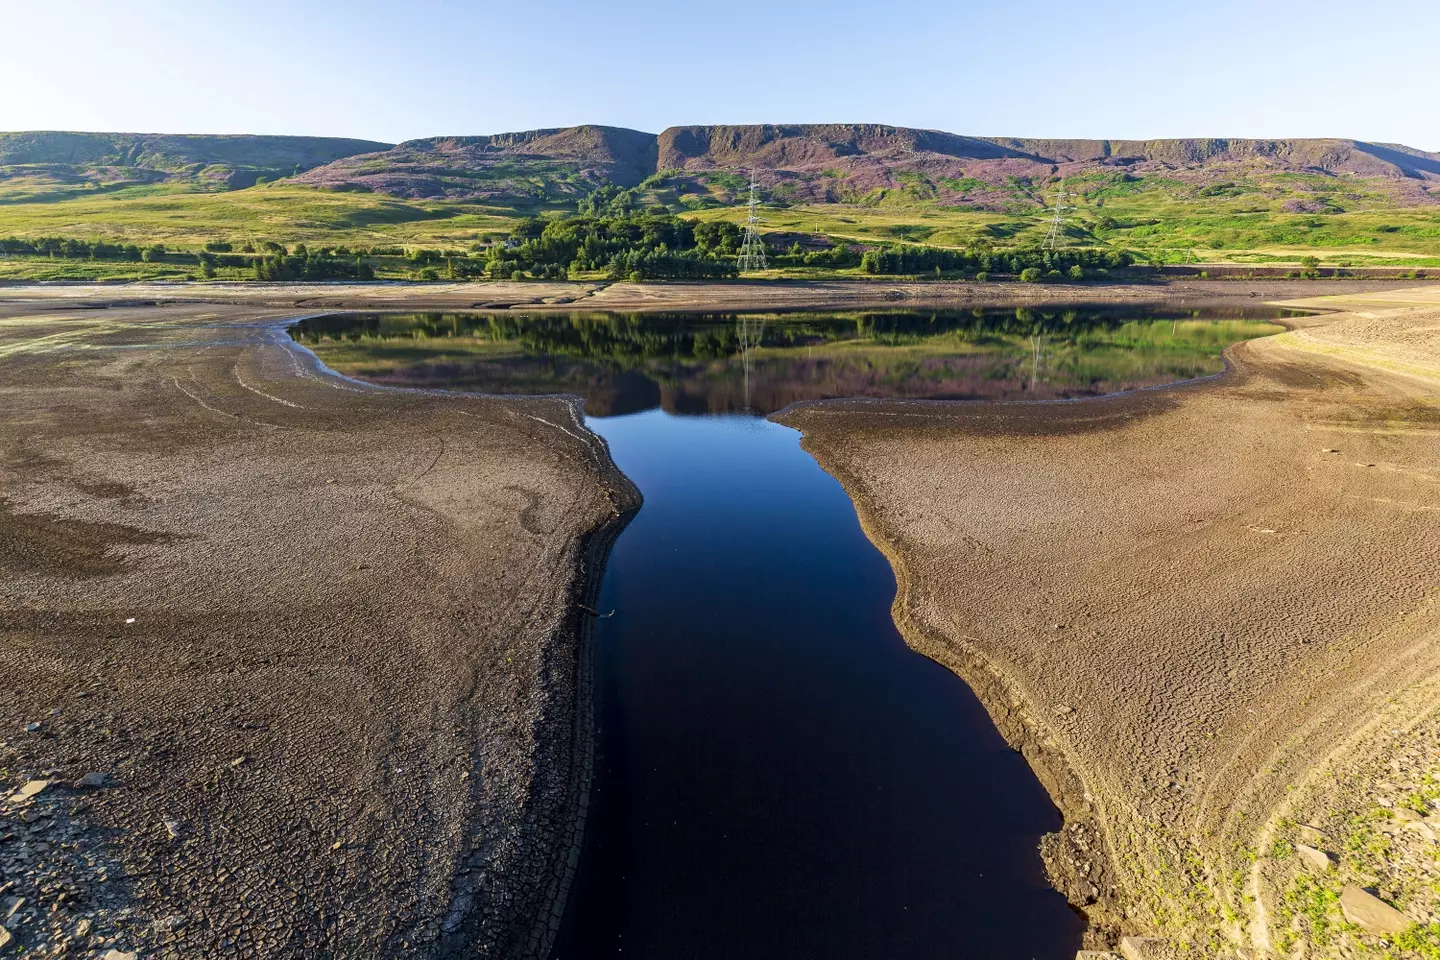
[559,408,1082,956]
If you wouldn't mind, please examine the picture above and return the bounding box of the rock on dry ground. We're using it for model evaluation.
[778,286,1440,957]
[0,301,636,957]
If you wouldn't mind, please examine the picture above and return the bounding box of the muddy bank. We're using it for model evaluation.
[777,288,1440,953]
[1,277,1436,315]
[0,302,637,957]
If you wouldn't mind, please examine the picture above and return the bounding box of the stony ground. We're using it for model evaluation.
[779,286,1440,956]
[1254,684,1440,959]
[0,301,635,957]
[3,279,1437,959]
[0,277,1431,315]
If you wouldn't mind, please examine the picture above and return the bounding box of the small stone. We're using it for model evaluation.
[330,840,342,851]
[8,779,49,803]
[229,756,247,768]
[1295,843,1333,872]
[1298,823,1329,845]
[1376,796,1394,808]
[75,918,93,938]
[1055,704,1076,715]
[1403,821,1437,842]
[3,895,24,919]
[1119,937,1181,960]
[163,818,183,839]
[1339,885,1411,935]
[0,927,12,949]
[1076,953,1122,960]
[78,771,110,789]
[24,721,41,733]
[1392,807,1421,822]
[102,951,137,960]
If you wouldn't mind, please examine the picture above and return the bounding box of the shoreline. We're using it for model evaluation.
[777,287,1440,954]
[0,303,634,957]
[2,276,1437,316]
[4,283,1436,957]
[515,403,641,960]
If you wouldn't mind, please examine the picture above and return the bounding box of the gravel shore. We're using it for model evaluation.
[0,301,637,957]
[3,280,1436,958]
[778,286,1440,954]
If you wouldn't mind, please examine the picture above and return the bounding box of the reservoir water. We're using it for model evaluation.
[291,305,1290,959]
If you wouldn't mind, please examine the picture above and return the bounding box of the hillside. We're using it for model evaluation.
[288,125,657,201]
[277,123,1440,213]
[654,125,1440,210]
[0,131,391,200]
[1,124,1439,279]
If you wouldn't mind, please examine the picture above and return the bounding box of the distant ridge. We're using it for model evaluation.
[3,125,1437,210]
[289,123,1440,208]
[289,125,658,201]
[0,131,391,190]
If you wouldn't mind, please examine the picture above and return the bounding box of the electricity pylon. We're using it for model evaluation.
[736,173,768,272]
[1042,182,1074,251]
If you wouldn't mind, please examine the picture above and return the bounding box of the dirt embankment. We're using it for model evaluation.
[778,289,1440,954]
[0,302,637,958]
[0,277,1434,315]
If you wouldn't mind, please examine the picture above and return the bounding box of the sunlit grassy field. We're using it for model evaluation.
[1,170,1437,282]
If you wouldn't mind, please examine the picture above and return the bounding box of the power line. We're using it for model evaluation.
[1042,181,1074,252]
[736,172,767,272]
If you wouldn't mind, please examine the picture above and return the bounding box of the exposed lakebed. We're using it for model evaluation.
[291,305,1290,959]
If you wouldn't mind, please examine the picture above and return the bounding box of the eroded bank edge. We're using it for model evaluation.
[779,435,1123,951]
[276,321,644,958]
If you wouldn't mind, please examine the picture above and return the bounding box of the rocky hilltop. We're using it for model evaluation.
[655,125,1440,207]
[0,131,390,191]
[286,123,1440,209]
[288,125,658,201]
[5,125,1437,211]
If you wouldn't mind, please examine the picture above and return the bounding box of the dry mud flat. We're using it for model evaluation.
[0,302,636,957]
[0,276,1431,314]
[780,288,1440,957]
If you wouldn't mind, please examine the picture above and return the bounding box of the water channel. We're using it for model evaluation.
[291,305,1291,959]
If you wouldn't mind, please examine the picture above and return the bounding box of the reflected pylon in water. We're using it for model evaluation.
[1029,333,1047,392]
[737,316,766,412]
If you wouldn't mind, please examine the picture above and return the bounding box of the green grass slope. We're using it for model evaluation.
[1,125,1438,279]
[0,131,391,201]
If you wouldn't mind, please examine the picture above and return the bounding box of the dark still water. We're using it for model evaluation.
[289,306,1287,958]
[290,305,1289,415]
[553,412,1081,959]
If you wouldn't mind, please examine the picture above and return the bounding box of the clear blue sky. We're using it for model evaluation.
[3,0,1436,150]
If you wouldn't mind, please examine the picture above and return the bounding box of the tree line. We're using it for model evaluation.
[478,211,740,281]
[860,245,1135,278]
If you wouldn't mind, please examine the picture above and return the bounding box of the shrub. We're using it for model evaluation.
[1068,265,1084,280]
[975,271,990,282]
[1019,267,1041,282]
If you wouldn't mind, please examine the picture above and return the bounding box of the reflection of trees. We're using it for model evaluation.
[295,306,1296,365]
[291,307,1288,415]
[294,306,1291,364]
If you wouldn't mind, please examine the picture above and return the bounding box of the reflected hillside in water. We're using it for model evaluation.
[289,306,1292,417]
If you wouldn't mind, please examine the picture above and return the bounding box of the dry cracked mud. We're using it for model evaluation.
[778,286,1440,956]
[2,279,1438,959]
[0,300,636,958]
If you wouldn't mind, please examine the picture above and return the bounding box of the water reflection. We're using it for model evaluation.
[290,306,1292,416]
